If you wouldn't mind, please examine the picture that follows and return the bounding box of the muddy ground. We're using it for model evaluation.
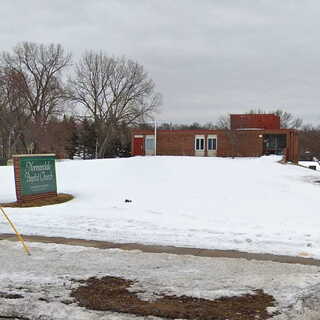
[72,275,277,320]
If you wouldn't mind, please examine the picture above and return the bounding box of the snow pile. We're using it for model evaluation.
[0,155,320,258]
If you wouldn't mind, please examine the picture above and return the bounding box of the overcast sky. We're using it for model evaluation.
[1,0,320,125]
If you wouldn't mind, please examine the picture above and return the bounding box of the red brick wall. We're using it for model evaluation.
[218,131,263,157]
[231,114,280,130]
[157,131,195,156]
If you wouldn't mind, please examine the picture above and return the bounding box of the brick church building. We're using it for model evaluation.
[131,114,299,163]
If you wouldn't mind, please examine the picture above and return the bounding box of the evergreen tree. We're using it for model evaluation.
[79,118,97,159]
[64,116,79,159]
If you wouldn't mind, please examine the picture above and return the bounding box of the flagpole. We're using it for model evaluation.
[154,119,157,156]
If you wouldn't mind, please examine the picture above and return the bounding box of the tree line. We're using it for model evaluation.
[0,42,161,161]
[1,42,318,161]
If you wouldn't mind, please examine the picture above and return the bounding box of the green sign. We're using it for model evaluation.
[19,155,57,196]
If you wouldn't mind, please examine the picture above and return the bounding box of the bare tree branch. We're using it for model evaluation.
[1,42,72,126]
[69,52,161,158]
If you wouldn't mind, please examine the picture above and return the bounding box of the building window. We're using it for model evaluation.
[207,138,217,150]
[195,137,205,150]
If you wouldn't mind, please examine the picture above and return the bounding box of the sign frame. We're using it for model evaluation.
[13,154,57,202]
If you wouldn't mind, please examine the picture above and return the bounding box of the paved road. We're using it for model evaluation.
[1,233,320,266]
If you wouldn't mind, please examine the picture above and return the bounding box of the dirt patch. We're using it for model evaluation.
[0,193,74,208]
[71,276,277,320]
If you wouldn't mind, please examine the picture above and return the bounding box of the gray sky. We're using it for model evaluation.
[1,0,320,125]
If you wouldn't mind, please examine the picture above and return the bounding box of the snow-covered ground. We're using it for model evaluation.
[1,155,320,258]
[300,161,320,170]
[1,240,320,320]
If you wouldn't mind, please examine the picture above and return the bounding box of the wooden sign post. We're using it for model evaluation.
[13,154,57,203]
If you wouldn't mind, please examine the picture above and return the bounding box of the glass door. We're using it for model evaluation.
[195,135,205,156]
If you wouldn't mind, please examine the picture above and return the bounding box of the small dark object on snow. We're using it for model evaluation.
[125,199,132,203]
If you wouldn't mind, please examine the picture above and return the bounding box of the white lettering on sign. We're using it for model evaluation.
[26,161,51,172]
[24,161,53,184]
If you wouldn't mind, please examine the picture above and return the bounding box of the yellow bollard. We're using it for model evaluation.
[0,206,31,256]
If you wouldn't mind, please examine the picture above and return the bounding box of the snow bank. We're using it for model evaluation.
[0,155,320,258]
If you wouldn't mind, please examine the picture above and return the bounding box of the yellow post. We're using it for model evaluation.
[0,206,31,256]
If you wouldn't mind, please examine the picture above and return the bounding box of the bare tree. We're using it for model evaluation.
[0,42,71,128]
[0,68,30,160]
[274,110,303,129]
[69,51,161,158]
[215,114,231,129]
[299,124,320,160]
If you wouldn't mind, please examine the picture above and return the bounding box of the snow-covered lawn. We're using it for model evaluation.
[0,155,320,258]
[300,161,320,171]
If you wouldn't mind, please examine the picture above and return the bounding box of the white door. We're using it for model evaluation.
[207,135,217,157]
[145,135,155,156]
[195,135,205,156]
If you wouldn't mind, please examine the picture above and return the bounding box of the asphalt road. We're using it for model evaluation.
[1,233,320,266]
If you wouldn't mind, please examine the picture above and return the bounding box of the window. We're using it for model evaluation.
[207,138,217,150]
[195,137,205,150]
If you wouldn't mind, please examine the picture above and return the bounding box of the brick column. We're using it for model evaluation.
[13,157,23,203]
